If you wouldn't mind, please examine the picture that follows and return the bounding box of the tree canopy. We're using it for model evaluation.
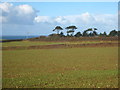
[53,26,63,34]
[51,26,118,37]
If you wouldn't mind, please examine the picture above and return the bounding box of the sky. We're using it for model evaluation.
[0,2,118,36]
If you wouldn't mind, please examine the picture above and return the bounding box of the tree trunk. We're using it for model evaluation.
[72,32,74,36]
[57,30,59,34]
[72,29,74,36]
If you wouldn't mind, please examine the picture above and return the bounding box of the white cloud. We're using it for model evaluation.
[80,12,95,24]
[34,12,117,33]
[94,14,117,25]
[16,5,35,15]
[34,16,52,23]
[33,12,117,35]
[0,2,13,13]
[54,16,69,24]
[34,12,117,26]
[1,2,117,35]
[0,2,37,24]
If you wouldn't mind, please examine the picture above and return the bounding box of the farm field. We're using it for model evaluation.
[1,1,119,88]
[2,43,118,88]
[2,40,118,47]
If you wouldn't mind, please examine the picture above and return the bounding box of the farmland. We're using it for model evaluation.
[1,1,119,88]
[2,40,118,47]
[2,40,118,88]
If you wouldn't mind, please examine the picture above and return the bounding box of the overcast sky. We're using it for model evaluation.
[0,2,118,36]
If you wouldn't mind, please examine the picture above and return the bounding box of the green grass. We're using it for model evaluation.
[2,47,118,88]
[2,40,118,47]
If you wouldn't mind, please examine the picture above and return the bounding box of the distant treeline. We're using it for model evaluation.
[27,25,119,41]
[50,25,119,37]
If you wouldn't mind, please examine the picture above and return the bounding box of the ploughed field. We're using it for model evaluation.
[2,40,118,88]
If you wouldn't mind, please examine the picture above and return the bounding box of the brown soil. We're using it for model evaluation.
[2,43,119,50]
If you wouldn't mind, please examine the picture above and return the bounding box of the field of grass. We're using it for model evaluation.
[2,47,118,88]
[2,40,118,47]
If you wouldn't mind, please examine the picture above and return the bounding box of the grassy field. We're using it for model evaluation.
[2,40,118,47]
[2,46,118,88]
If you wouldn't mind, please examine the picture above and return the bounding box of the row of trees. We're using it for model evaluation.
[53,26,77,36]
[52,26,120,37]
